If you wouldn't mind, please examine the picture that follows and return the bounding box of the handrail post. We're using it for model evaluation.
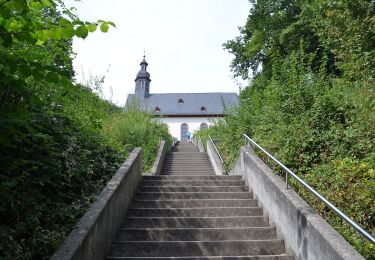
[286,172,288,189]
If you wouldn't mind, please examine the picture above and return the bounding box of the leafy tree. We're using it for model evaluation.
[0,1,171,259]
[212,0,375,257]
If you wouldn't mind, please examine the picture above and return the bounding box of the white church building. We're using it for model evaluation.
[126,56,239,141]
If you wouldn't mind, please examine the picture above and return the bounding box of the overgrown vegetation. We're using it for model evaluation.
[197,0,374,258]
[0,0,170,258]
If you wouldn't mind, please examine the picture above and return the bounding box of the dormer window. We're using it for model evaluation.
[155,106,160,112]
[178,98,184,104]
[201,106,207,111]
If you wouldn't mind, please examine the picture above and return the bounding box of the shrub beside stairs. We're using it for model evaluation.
[106,142,294,259]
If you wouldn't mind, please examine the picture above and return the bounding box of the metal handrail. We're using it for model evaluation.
[243,133,375,244]
[208,135,226,174]
[198,137,205,152]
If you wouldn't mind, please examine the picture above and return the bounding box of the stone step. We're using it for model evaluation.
[138,186,248,192]
[109,240,285,257]
[173,147,199,153]
[166,154,210,158]
[162,164,214,168]
[107,256,293,260]
[122,216,269,228]
[142,175,242,181]
[115,227,276,241]
[161,168,214,172]
[161,170,214,173]
[140,180,245,186]
[163,161,211,163]
[161,169,214,173]
[134,192,253,200]
[126,207,263,217]
[164,157,210,160]
[164,159,210,162]
[131,199,258,208]
[162,165,213,168]
[161,172,215,176]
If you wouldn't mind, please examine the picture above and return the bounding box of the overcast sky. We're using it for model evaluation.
[67,0,250,106]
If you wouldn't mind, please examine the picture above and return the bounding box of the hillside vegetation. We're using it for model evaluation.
[197,0,374,258]
[0,0,170,258]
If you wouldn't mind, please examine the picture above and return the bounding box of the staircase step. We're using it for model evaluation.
[161,170,215,173]
[106,144,292,259]
[138,186,248,192]
[161,169,214,172]
[109,240,285,257]
[165,158,210,161]
[115,227,276,241]
[131,199,257,208]
[162,166,214,170]
[161,173,215,176]
[140,180,245,186]
[166,156,210,159]
[122,216,269,228]
[134,192,253,200]
[107,256,294,260]
[142,175,242,180]
[126,207,263,217]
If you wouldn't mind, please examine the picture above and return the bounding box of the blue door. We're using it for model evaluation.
[181,123,188,141]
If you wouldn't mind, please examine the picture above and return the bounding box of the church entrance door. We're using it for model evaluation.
[181,123,189,141]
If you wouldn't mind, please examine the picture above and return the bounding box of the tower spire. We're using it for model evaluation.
[134,54,151,98]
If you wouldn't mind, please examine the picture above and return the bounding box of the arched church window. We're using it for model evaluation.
[178,98,184,104]
[201,106,207,111]
[181,123,189,141]
[200,123,208,130]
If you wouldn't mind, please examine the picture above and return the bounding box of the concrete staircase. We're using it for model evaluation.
[107,142,293,259]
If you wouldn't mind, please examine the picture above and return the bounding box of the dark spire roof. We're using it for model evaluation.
[135,55,150,81]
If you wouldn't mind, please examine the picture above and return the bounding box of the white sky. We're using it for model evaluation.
[67,0,250,106]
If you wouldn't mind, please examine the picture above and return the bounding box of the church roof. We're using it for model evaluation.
[126,92,239,116]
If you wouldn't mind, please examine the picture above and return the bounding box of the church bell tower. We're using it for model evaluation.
[134,55,151,99]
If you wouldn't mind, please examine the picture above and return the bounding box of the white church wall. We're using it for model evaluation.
[158,117,223,141]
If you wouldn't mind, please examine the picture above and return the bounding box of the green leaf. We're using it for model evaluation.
[46,72,60,84]
[72,20,84,26]
[86,23,97,33]
[61,27,75,40]
[47,27,64,40]
[107,21,116,28]
[2,33,13,47]
[75,25,88,39]
[13,0,27,12]
[58,18,71,27]
[100,23,109,33]
[35,30,49,41]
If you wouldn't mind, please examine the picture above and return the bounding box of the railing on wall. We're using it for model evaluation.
[243,133,375,245]
[208,135,227,174]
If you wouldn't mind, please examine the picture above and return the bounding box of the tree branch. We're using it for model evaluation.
[0,0,11,7]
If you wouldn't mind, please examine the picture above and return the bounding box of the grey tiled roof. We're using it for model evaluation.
[126,92,239,116]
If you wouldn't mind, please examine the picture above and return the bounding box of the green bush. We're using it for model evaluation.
[101,109,172,171]
[207,0,374,257]
[0,1,171,258]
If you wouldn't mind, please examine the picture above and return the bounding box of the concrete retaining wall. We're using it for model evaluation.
[207,138,225,175]
[150,140,167,175]
[231,146,363,260]
[197,138,205,152]
[52,148,143,260]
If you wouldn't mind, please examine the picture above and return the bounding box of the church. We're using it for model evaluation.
[126,56,240,141]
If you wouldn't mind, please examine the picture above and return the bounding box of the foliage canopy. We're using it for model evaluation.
[0,0,171,258]
[198,0,375,258]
